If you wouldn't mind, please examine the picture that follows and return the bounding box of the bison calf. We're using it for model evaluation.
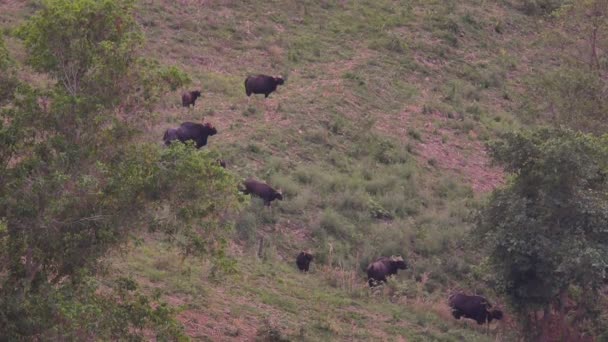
[182,90,201,107]
[242,179,283,206]
[244,75,284,98]
[366,256,407,287]
[448,293,503,325]
[163,122,217,149]
[296,252,314,272]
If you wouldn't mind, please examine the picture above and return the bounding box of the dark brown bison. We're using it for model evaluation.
[182,90,201,107]
[163,122,217,148]
[448,293,503,325]
[242,179,283,206]
[244,75,284,98]
[296,252,314,272]
[366,256,407,287]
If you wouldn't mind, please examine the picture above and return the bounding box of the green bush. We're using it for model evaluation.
[318,209,358,241]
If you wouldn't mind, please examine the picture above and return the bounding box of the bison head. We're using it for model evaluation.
[488,309,503,322]
[191,90,201,97]
[163,128,178,145]
[390,255,407,270]
[274,76,285,85]
[274,190,283,201]
[302,252,313,262]
[204,123,217,135]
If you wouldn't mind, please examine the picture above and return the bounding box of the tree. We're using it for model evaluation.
[475,128,608,340]
[0,0,242,339]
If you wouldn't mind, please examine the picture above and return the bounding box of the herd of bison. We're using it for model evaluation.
[163,74,503,329]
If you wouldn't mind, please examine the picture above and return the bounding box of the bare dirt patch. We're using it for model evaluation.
[375,105,504,194]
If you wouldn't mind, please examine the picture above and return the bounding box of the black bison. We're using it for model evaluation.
[217,159,226,168]
[366,255,408,287]
[163,122,217,148]
[448,293,503,325]
[296,252,314,272]
[244,75,284,98]
[182,90,201,107]
[242,179,283,206]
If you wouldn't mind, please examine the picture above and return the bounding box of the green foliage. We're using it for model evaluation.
[0,34,9,70]
[0,34,17,104]
[132,59,191,110]
[521,67,608,135]
[17,0,143,99]
[520,1,608,135]
[121,143,245,258]
[0,274,186,340]
[475,128,608,335]
[0,0,237,339]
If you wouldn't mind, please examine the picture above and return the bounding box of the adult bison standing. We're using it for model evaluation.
[448,293,503,326]
[366,256,408,287]
[241,179,283,206]
[296,251,314,272]
[163,122,217,149]
[182,90,201,107]
[244,75,284,98]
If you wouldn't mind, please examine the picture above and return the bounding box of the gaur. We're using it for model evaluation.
[182,90,201,107]
[163,122,217,148]
[242,179,283,206]
[244,75,284,98]
[366,256,407,287]
[296,251,314,272]
[448,293,503,325]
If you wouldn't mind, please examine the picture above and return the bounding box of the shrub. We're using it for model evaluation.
[235,211,258,241]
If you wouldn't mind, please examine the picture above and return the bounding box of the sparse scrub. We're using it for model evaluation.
[1,0,592,339]
[407,127,422,141]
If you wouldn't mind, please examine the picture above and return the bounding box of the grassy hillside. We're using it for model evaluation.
[0,0,572,340]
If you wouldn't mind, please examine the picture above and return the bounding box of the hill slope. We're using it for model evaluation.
[0,0,555,340]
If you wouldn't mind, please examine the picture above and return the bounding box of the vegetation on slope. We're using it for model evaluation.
[0,0,607,340]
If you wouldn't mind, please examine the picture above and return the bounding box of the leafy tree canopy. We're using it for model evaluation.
[475,128,608,330]
[0,0,241,339]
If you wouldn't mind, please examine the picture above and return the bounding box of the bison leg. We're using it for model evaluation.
[265,93,270,98]
[451,310,462,319]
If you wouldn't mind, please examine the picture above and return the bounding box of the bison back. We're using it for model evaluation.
[245,75,276,95]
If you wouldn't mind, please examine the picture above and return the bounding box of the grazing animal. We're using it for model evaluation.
[163,122,217,148]
[366,256,407,287]
[296,252,314,272]
[448,293,503,325]
[217,159,227,168]
[244,75,284,98]
[242,179,283,206]
[182,90,202,107]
